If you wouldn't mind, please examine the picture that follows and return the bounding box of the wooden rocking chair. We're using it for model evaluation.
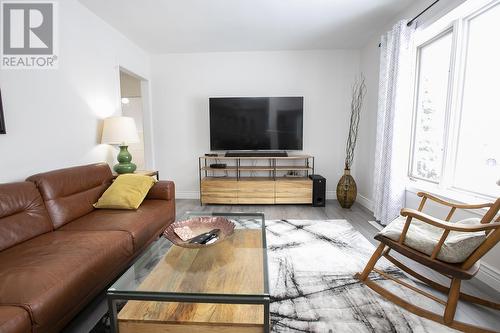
[355,192,500,333]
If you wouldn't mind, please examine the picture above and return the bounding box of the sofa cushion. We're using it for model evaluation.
[378,216,486,263]
[0,230,133,333]
[60,199,174,251]
[94,174,156,210]
[0,182,53,251]
[0,306,31,333]
[27,163,113,229]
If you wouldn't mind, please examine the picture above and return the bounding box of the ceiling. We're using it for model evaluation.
[79,0,415,54]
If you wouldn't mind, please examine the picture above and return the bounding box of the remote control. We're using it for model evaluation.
[188,229,220,244]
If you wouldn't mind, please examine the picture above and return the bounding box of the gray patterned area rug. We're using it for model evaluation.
[92,219,456,333]
[266,219,455,332]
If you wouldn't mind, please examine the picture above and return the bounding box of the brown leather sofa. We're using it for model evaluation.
[0,163,175,333]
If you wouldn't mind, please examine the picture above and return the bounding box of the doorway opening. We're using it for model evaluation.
[119,70,145,170]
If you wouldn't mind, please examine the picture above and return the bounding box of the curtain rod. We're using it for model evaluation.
[407,0,441,26]
[378,0,441,47]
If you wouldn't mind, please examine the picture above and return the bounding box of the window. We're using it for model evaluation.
[453,3,500,197]
[410,31,453,183]
[409,1,500,198]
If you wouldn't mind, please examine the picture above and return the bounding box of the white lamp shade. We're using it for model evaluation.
[101,116,140,145]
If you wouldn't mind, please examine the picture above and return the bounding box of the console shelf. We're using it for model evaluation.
[201,166,313,172]
[199,155,314,205]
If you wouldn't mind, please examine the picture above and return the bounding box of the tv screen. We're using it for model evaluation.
[209,97,303,151]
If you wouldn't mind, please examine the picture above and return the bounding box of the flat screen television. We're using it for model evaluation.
[209,97,303,151]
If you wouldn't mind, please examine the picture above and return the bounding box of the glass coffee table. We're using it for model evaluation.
[107,212,270,333]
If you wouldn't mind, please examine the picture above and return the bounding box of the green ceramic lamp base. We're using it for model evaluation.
[113,145,137,174]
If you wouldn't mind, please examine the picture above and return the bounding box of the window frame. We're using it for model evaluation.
[408,24,457,185]
[408,0,500,201]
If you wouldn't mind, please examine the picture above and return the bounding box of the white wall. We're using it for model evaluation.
[350,40,380,211]
[0,0,150,182]
[151,50,360,198]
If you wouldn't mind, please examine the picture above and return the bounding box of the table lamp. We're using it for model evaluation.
[101,116,140,174]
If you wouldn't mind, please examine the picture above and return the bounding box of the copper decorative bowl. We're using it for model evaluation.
[163,216,235,248]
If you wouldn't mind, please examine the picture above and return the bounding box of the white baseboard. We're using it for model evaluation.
[477,262,500,291]
[327,191,374,212]
[357,194,374,212]
[368,220,383,231]
[326,190,336,200]
[175,191,199,199]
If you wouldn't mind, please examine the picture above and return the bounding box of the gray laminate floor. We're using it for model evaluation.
[66,199,500,332]
[176,199,500,332]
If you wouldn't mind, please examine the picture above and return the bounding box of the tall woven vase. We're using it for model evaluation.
[336,168,357,208]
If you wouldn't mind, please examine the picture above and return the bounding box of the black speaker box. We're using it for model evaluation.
[309,174,326,207]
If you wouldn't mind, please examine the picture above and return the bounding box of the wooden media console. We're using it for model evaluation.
[199,155,314,205]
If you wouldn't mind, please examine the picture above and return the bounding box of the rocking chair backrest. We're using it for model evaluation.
[462,198,500,270]
[480,198,500,224]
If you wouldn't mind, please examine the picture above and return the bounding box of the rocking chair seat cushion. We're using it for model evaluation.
[378,216,486,263]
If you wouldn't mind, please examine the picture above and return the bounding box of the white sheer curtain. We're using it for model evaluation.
[373,20,415,225]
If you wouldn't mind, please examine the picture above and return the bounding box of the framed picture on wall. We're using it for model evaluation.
[0,89,5,134]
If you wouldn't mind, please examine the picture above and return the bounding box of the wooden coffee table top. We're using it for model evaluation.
[109,213,269,332]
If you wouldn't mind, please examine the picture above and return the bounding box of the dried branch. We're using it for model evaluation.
[345,74,367,170]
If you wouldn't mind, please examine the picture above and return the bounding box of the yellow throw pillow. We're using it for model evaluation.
[94,174,156,210]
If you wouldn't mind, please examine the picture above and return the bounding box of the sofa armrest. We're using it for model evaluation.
[146,181,175,201]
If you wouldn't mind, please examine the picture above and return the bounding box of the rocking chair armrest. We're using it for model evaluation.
[417,192,493,210]
[400,208,500,232]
